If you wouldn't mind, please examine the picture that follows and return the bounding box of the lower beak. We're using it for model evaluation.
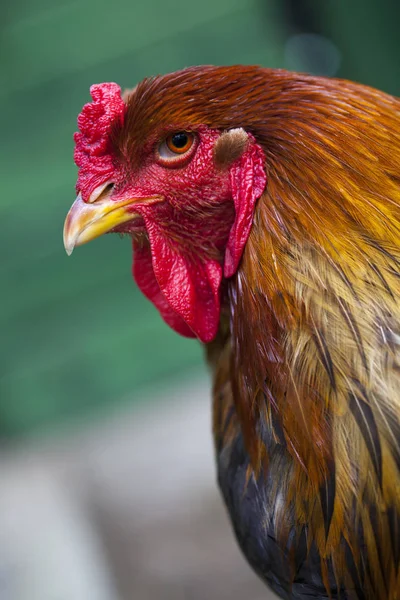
[63,192,140,256]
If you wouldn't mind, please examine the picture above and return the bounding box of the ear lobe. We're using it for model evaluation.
[214,128,249,169]
[224,140,267,278]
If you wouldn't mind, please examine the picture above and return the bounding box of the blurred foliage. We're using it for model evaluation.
[0,0,398,434]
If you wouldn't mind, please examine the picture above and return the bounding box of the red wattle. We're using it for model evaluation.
[133,241,196,338]
[133,217,222,343]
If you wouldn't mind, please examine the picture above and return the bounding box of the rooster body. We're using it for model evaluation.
[64,66,400,599]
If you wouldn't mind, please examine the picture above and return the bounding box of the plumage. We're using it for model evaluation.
[63,66,400,599]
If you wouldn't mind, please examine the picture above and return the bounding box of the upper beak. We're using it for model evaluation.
[63,189,140,256]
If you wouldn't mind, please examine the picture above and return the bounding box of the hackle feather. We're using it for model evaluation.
[202,67,400,599]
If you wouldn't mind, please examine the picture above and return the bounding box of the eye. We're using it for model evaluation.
[166,132,193,154]
[157,131,196,166]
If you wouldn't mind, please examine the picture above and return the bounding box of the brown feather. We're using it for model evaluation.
[193,66,400,598]
[112,65,400,598]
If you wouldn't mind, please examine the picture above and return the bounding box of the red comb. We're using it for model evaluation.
[74,82,126,201]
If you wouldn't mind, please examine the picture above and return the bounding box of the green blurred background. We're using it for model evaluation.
[1,0,399,435]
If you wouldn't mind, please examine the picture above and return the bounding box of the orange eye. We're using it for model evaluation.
[157,131,196,166]
[166,132,193,154]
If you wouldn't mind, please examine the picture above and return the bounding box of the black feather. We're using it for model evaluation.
[349,383,382,486]
[312,326,336,391]
[221,404,235,442]
[367,261,395,299]
[387,506,400,566]
[368,504,388,596]
[319,463,336,538]
[336,297,369,375]
[343,535,367,600]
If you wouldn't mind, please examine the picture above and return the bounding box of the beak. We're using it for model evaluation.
[63,191,140,256]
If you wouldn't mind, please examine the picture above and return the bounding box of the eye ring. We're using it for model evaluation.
[156,131,197,167]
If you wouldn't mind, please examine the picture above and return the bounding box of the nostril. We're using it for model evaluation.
[87,181,114,204]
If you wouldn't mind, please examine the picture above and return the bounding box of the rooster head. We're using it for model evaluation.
[63,68,267,343]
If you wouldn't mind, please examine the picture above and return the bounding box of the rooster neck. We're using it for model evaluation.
[209,189,400,596]
[207,69,400,598]
[222,73,400,474]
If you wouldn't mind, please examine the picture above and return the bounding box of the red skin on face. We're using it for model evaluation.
[74,84,267,342]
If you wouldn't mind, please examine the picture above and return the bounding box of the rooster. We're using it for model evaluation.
[63,66,400,599]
